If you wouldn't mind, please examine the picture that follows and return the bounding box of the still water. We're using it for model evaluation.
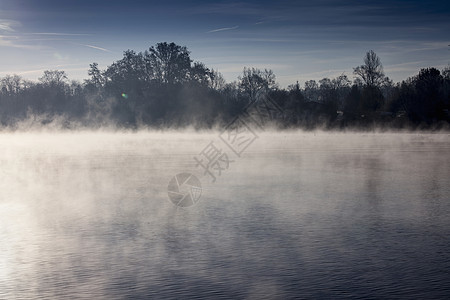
[1,131,449,299]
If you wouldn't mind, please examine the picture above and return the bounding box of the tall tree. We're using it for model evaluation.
[39,70,68,87]
[208,69,226,90]
[145,42,191,84]
[332,74,351,109]
[413,67,444,122]
[239,67,276,101]
[353,50,385,87]
[86,62,105,88]
[189,62,211,86]
[0,74,23,95]
[303,80,319,102]
[104,51,146,85]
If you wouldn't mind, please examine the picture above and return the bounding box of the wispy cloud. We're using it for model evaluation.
[0,64,88,77]
[0,21,91,50]
[29,32,91,36]
[0,35,43,50]
[189,2,264,17]
[207,26,239,33]
[79,44,112,53]
[0,19,19,32]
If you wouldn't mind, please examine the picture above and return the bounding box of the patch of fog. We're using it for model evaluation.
[1,129,449,223]
[0,130,449,298]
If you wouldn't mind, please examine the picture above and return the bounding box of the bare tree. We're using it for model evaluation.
[208,69,226,90]
[1,74,23,94]
[39,70,68,86]
[331,74,351,90]
[353,50,385,87]
[332,74,351,109]
[239,67,276,101]
[303,80,319,101]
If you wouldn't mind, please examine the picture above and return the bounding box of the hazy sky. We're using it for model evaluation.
[0,0,449,87]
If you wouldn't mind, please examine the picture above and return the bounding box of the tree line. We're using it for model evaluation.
[1,42,449,130]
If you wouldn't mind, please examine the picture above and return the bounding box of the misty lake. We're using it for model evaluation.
[1,131,449,299]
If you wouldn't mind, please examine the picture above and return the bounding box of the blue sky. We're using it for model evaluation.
[0,0,449,87]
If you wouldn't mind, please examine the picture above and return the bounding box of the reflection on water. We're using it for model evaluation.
[1,131,449,299]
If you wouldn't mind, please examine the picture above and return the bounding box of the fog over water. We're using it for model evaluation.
[1,131,449,299]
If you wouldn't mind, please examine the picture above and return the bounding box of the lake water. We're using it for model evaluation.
[1,131,449,299]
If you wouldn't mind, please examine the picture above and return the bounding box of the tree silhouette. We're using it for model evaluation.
[104,50,147,95]
[86,62,105,89]
[145,42,191,84]
[352,51,387,120]
[238,67,276,101]
[39,70,68,87]
[189,62,211,86]
[332,74,351,109]
[303,80,319,102]
[208,69,226,90]
[0,44,449,130]
[354,50,385,88]
[1,74,23,95]
[412,68,444,123]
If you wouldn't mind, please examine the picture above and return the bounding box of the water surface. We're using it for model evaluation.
[1,131,449,299]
